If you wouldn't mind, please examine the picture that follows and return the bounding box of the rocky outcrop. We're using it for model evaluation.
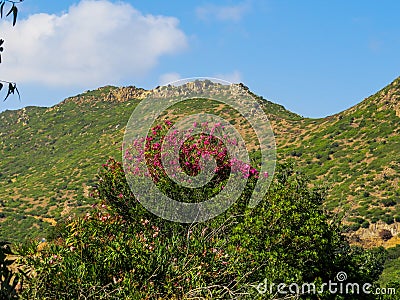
[58,85,147,106]
[146,80,248,99]
[348,221,400,248]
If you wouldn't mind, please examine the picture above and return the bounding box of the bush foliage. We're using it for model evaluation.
[14,159,387,299]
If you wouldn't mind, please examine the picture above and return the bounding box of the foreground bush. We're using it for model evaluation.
[14,121,386,298]
[15,159,387,299]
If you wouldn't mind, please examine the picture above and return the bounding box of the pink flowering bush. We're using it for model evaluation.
[123,120,260,205]
[15,121,387,299]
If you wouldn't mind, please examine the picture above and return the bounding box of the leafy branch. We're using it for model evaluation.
[0,80,20,101]
[0,0,23,26]
[0,241,25,299]
[0,0,23,102]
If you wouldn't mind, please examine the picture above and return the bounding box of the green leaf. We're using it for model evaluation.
[0,2,5,19]
[6,3,13,17]
[15,85,21,101]
[12,5,18,26]
[3,82,15,101]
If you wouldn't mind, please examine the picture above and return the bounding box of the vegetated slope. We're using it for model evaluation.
[275,77,400,239]
[0,86,144,241]
[0,78,399,244]
[0,82,298,242]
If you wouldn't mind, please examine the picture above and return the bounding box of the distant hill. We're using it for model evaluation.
[0,79,399,245]
[273,77,400,245]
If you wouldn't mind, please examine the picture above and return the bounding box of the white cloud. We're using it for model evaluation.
[0,0,188,87]
[196,2,250,22]
[214,70,242,83]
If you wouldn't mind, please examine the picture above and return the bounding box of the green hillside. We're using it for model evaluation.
[0,78,399,245]
[0,86,142,241]
[274,77,400,236]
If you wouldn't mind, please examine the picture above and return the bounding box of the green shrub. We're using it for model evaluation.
[383,215,395,225]
[382,199,397,207]
[371,217,380,224]
[386,245,400,260]
[349,223,361,231]
[15,160,388,299]
[361,220,370,229]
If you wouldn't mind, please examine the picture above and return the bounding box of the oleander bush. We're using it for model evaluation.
[15,162,387,299]
[15,121,388,299]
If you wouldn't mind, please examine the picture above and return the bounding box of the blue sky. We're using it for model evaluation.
[0,0,399,117]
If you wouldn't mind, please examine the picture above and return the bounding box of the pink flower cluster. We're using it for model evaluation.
[135,219,160,252]
[48,254,62,265]
[124,120,260,183]
[84,205,113,223]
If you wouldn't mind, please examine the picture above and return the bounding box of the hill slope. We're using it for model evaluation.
[274,77,400,239]
[0,79,399,244]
